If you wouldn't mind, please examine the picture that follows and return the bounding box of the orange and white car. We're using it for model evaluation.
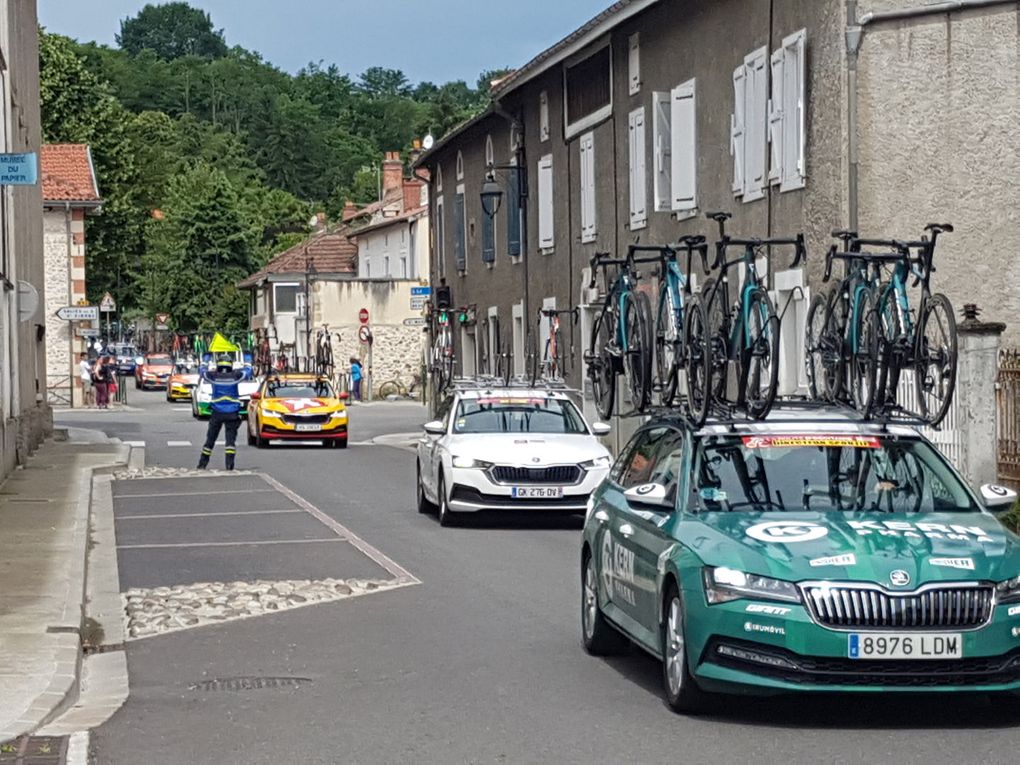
[166,361,200,402]
[246,374,349,448]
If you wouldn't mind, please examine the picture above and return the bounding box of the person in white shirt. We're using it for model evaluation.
[79,352,94,407]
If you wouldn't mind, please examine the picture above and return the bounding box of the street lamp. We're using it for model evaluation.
[479,163,527,220]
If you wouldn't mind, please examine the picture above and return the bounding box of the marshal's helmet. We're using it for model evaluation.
[215,355,234,372]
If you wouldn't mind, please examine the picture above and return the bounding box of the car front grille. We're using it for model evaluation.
[801,583,994,630]
[490,465,582,485]
[282,414,331,425]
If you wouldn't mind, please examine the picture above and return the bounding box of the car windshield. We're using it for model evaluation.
[453,397,587,434]
[265,381,335,398]
[112,346,135,357]
[147,355,172,365]
[691,434,979,514]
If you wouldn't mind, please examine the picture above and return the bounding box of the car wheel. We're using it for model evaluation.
[581,550,629,655]
[437,473,458,527]
[247,427,255,446]
[416,461,436,514]
[335,438,348,449]
[662,582,711,714]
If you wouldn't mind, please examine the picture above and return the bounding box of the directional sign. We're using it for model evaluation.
[56,305,99,321]
[410,286,432,297]
[78,328,101,338]
[410,296,427,311]
[403,317,426,327]
[100,292,116,312]
[0,153,38,185]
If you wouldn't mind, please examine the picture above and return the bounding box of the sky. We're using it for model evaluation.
[38,0,613,85]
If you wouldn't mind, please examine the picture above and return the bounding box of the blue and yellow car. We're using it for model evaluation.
[246,374,349,448]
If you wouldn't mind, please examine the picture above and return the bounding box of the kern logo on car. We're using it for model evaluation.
[746,520,829,544]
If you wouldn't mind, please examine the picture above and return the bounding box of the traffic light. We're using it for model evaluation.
[435,284,452,309]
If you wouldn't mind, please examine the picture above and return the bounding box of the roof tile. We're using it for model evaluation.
[41,144,101,203]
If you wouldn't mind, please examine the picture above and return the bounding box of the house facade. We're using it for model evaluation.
[416,0,1020,438]
[41,144,102,408]
[0,1,49,477]
[241,152,430,395]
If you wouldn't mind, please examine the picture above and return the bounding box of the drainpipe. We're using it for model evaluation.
[846,0,1015,230]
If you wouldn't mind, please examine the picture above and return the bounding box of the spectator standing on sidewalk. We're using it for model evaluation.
[92,356,111,409]
[349,357,363,402]
[78,352,94,407]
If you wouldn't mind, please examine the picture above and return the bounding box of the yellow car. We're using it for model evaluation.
[246,374,349,449]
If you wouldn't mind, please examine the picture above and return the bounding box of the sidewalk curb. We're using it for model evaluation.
[0,438,130,743]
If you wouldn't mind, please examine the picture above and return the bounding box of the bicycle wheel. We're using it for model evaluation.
[588,309,616,420]
[701,279,729,403]
[805,292,834,400]
[915,292,958,427]
[850,288,880,416]
[624,291,653,412]
[742,288,780,419]
[655,287,681,407]
[682,294,712,428]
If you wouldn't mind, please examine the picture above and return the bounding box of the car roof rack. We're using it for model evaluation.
[701,397,931,431]
[447,375,581,396]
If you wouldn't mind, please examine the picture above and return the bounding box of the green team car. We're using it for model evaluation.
[580,406,1020,712]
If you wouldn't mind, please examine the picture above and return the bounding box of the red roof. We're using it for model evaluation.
[238,228,358,288]
[41,144,101,204]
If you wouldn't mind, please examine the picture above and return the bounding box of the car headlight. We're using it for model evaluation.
[330,410,347,419]
[580,455,612,470]
[703,567,801,605]
[997,576,1020,604]
[452,455,493,469]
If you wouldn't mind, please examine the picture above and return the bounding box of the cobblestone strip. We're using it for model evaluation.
[112,466,257,480]
[124,577,410,640]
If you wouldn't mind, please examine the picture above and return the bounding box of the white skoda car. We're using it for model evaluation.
[416,385,613,526]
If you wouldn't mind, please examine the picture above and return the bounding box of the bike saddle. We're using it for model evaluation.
[680,235,706,245]
[924,223,953,234]
[706,211,732,222]
[831,229,858,239]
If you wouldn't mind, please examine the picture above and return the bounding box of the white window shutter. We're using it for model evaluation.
[670,79,696,213]
[781,29,807,191]
[538,154,554,248]
[730,65,745,195]
[742,48,768,202]
[652,92,671,212]
[580,132,597,242]
[769,47,784,186]
[628,33,640,95]
[628,108,647,229]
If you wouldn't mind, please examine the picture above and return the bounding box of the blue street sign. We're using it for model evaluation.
[411,286,432,297]
[0,152,38,185]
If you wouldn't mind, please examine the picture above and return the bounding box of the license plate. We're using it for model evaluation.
[295,423,321,432]
[848,633,963,660]
[511,486,563,499]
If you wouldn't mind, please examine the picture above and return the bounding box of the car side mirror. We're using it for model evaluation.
[624,482,674,510]
[591,422,611,437]
[249,392,261,400]
[423,420,446,436]
[980,483,1018,512]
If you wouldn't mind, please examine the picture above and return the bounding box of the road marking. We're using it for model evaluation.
[172,407,191,412]
[123,440,146,447]
[166,440,192,447]
[115,488,278,499]
[267,439,324,446]
[259,473,420,584]
[117,538,347,550]
[116,509,303,520]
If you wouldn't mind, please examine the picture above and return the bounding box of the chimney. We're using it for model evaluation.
[403,179,424,213]
[382,151,403,198]
[342,201,360,222]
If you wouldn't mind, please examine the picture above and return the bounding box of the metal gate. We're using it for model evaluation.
[996,348,1020,489]
[896,369,963,466]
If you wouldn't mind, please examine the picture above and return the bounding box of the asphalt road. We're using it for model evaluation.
[56,391,1020,765]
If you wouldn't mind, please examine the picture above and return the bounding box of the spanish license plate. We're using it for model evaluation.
[295,423,321,432]
[511,486,563,499]
[848,633,963,660]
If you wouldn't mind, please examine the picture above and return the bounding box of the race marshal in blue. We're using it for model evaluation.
[0,152,38,185]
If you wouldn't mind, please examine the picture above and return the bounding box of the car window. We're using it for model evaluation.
[452,397,587,434]
[435,396,454,427]
[266,381,335,398]
[619,427,671,490]
[609,433,643,485]
[648,432,686,491]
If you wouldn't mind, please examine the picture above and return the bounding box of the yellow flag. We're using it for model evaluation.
[209,332,239,353]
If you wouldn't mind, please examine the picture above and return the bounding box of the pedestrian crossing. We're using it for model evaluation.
[121,439,334,448]
[122,440,220,448]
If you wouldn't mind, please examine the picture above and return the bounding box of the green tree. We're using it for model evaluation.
[117,2,227,60]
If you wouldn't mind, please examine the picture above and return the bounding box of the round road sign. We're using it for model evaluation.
[359,308,370,324]
[358,325,372,343]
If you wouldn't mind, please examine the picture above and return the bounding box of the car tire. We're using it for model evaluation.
[247,427,256,446]
[416,461,436,514]
[335,438,348,449]
[437,473,458,527]
[661,582,712,715]
[581,550,629,656]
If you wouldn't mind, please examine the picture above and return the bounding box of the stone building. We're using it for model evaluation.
[0,1,49,477]
[41,143,102,407]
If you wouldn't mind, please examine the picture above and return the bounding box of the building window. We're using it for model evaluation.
[485,134,494,168]
[652,92,671,213]
[486,307,499,375]
[580,133,597,242]
[436,163,443,192]
[274,283,299,313]
[537,154,554,251]
[512,302,524,376]
[627,108,646,230]
[408,224,417,279]
[539,91,550,142]
[461,326,477,376]
[435,195,445,278]
[671,78,697,214]
[507,159,522,259]
[454,184,467,272]
[383,255,390,276]
[732,47,768,202]
[770,29,807,191]
[456,151,464,181]
[564,42,612,139]
[628,33,640,96]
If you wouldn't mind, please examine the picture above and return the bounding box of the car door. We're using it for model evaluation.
[424,395,454,498]
[598,426,671,639]
[616,429,687,651]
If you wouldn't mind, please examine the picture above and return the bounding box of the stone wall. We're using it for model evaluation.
[329,323,427,397]
[43,208,89,407]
